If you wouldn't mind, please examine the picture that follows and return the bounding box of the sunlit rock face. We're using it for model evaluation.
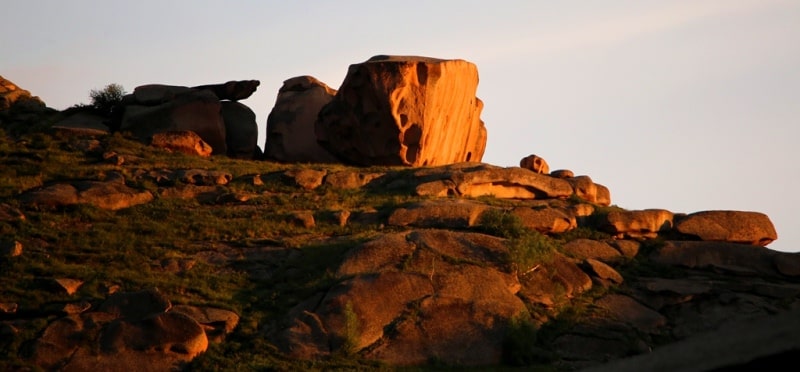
[0,75,46,111]
[316,55,487,166]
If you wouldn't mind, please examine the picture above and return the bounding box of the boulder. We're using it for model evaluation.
[264,76,339,163]
[120,89,228,155]
[221,101,259,159]
[517,252,593,307]
[128,84,193,106]
[51,110,110,135]
[562,239,623,262]
[21,173,153,211]
[29,289,211,371]
[0,75,46,111]
[150,130,213,157]
[594,295,667,332]
[387,200,491,229]
[599,209,674,239]
[650,240,794,278]
[584,258,624,284]
[279,229,528,366]
[519,154,549,174]
[550,169,574,178]
[565,175,611,206]
[170,305,240,343]
[453,165,574,199]
[324,170,383,189]
[407,163,574,200]
[192,80,260,101]
[283,169,327,190]
[510,205,576,234]
[674,210,778,246]
[316,55,487,166]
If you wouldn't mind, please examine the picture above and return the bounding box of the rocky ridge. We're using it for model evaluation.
[1,68,798,371]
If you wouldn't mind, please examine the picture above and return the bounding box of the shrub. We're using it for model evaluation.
[89,83,126,116]
[508,231,559,273]
[477,209,558,273]
[477,208,526,239]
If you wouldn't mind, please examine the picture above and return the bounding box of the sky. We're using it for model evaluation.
[3,0,799,252]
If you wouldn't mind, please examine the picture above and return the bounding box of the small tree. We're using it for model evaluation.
[89,83,126,116]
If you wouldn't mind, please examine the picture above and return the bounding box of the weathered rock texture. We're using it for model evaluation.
[1,112,793,371]
[27,289,237,371]
[0,75,46,111]
[519,154,549,174]
[151,130,213,157]
[116,80,260,159]
[264,76,339,163]
[674,210,778,246]
[277,230,529,366]
[316,55,487,166]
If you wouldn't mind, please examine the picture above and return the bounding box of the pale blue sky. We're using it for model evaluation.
[3,0,799,252]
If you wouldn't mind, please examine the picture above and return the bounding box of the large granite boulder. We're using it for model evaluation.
[674,210,778,246]
[519,154,549,174]
[264,76,339,163]
[599,209,674,239]
[316,55,487,166]
[221,101,259,159]
[119,88,228,154]
[116,80,261,158]
[192,80,260,101]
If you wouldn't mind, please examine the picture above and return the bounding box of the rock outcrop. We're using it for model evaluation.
[150,130,213,157]
[519,154,549,174]
[0,75,46,112]
[264,76,339,163]
[115,80,260,159]
[277,230,529,366]
[674,210,778,246]
[315,55,487,166]
[1,70,794,371]
[26,288,237,371]
[119,88,227,154]
[192,80,260,102]
[20,172,153,211]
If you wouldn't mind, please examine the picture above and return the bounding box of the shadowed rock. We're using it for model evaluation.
[120,89,227,155]
[21,173,153,211]
[264,76,339,163]
[193,80,260,101]
[221,101,259,159]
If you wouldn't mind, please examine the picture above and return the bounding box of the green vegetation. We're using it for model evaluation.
[0,126,643,371]
[89,83,126,116]
[477,209,559,273]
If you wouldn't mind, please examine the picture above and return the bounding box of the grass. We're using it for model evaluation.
[0,126,666,371]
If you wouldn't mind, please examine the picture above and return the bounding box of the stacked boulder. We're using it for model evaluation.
[265,55,487,166]
[115,80,261,159]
